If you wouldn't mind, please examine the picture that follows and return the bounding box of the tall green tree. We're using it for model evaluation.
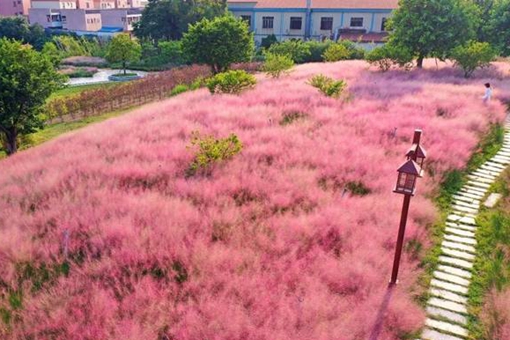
[0,38,65,155]
[134,0,226,41]
[182,14,254,73]
[105,34,142,74]
[485,0,510,55]
[389,0,478,67]
[0,17,48,50]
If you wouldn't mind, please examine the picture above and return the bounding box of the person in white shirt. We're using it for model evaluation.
[483,83,492,103]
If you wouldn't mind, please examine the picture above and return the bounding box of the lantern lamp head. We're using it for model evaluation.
[394,159,423,195]
[406,144,427,168]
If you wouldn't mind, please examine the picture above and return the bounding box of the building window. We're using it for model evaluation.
[240,15,251,28]
[61,15,66,22]
[46,15,51,22]
[350,17,363,28]
[86,2,90,7]
[13,1,16,6]
[381,18,387,31]
[290,17,302,30]
[320,17,333,30]
[262,16,273,29]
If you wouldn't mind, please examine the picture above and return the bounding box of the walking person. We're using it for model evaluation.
[483,83,492,103]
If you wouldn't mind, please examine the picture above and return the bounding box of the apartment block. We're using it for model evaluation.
[0,0,31,16]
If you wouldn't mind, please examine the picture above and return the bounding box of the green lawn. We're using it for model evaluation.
[49,83,121,100]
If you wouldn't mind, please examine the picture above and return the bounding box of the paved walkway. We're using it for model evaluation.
[421,116,510,340]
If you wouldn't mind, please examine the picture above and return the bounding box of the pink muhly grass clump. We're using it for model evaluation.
[0,60,507,339]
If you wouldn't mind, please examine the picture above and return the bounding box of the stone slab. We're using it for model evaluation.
[485,161,506,169]
[425,318,468,337]
[439,256,473,269]
[493,155,510,162]
[453,193,482,202]
[427,306,468,325]
[452,194,480,204]
[460,187,487,196]
[473,169,500,177]
[467,175,495,184]
[430,288,468,304]
[452,205,478,215]
[422,328,465,340]
[444,227,475,238]
[484,193,503,208]
[444,234,477,246]
[458,189,485,198]
[470,172,496,180]
[445,222,476,232]
[466,181,491,189]
[459,216,477,225]
[430,279,469,295]
[452,199,480,208]
[437,265,472,279]
[429,297,468,314]
[441,247,475,261]
[442,240,476,253]
[434,270,471,286]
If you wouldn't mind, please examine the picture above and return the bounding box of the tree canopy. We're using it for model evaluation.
[0,38,65,155]
[0,16,48,50]
[389,0,478,67]
[485,0,510,56]
[105,34,142,74]
[134,0,226,41]
[182,14,254,73]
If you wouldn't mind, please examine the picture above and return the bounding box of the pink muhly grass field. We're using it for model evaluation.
[0,60,507,340]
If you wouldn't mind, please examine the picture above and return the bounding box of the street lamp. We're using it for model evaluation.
[390,129,426,285]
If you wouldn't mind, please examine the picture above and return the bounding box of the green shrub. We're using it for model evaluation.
[304,40,333,62]
[67,68,97,78]
[186,131,243,176]
[366,43,413,72]
[345,181,371,196]
[450,41,496,78]
[206,70,256,94]
[261,34,278,49]
[159,40,184,65]
[308,74,346,98]
[337,39,366,59]
[322,43,350,62]
[262,52,294,78]
[170,84,189,96]
[190,76,205,90]
[267,39,311,63]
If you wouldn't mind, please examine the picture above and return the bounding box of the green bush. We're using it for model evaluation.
[304,40,333,62]
[206,70,256,94]
[450,41,496,78]
[170,84,189,96]
[261,34,278,49]
[267,39,311,63]
[308,74,346,98]
[159,40,184,65]
[337,39,366,59]
[366,43,413,72]
[262,52,294,78]
[186,131,243,176]
[322,43,350,62]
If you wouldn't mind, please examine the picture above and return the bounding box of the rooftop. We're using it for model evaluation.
[227,0,398,9]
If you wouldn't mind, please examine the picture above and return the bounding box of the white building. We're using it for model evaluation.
[227,0,398,45]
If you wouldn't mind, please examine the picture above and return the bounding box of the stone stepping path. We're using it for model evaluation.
[421,116,510,340]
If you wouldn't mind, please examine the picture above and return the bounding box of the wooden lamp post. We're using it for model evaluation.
[390,129,427,285]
